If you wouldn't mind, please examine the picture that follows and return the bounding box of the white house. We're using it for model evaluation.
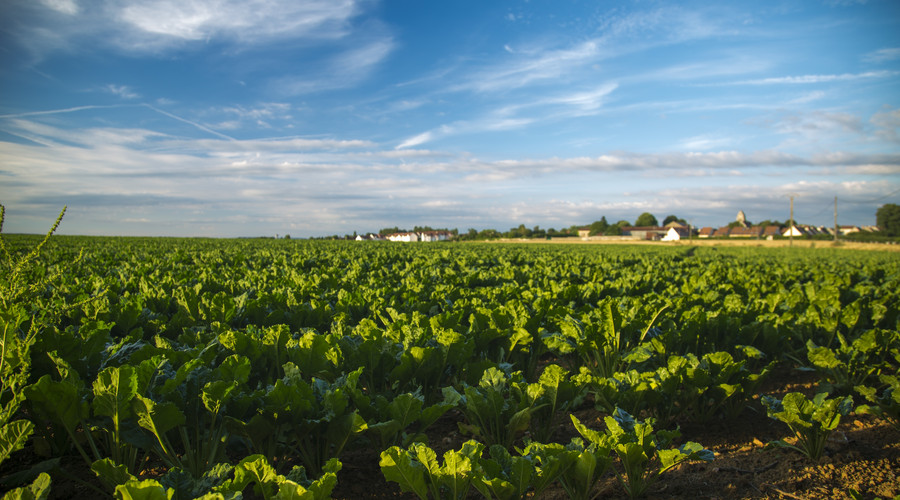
[661,226,691,241]
[387,232,419,242]
[782,225,806,237]
[417,231,453,242]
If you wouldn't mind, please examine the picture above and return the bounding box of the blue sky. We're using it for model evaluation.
[1,0,898,237]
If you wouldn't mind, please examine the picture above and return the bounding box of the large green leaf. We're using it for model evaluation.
[92,365,139,424]
[379,446,428,500]
[114,479,175,500]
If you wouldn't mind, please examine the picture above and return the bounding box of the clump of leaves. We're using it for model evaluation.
[856,374,900,431]
[451,367,545,449]
[603,409,714,499]
[380,440,485,500]
[557,415,615,500]
[805,329,898,395]
[761,392,853,461]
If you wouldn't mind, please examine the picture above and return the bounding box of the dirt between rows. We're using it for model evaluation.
[4,367,898,499]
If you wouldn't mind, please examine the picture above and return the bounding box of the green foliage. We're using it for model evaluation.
[876,203,900,236]
[0,205,76,496]
[806,330,898,395]
[762,392,853,461]
[1,230,897,497]
[380,440,485,500]
[527,364,585,442]
[603,409,714,499]
[662,215,686,226]
[588,218,609,236]
[453,367,545,449]
[634,213,658,227]
[1,472,51,500]
[557,416,614,500]
[473,445,540,500]
[856,374,900,431]
[226,455,341,500]
[361,389,460,449]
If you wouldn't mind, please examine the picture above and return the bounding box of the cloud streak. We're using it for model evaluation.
[730,71,898,85]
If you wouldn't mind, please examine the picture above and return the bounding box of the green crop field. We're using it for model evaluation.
[2,222,899,499]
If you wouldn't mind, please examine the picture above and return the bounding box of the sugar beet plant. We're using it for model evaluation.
[762,391,853,461]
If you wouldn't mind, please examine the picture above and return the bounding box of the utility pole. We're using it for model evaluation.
[789,195,794,247]
[834,196,838,242]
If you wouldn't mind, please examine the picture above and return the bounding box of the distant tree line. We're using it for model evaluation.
[300,205,899,241]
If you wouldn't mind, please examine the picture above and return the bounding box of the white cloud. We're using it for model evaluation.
[117,0,359,44]
[39,0,78,15]
[13,0,365,57]
[396,131,433,150]
[678,134,735,151]
[104,84,140,99]
[2,117,895,235]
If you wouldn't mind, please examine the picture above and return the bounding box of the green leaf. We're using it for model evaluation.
[114,479,175,500]
[232,454,280,500]
[0,420,34,466]
[218,355,251,385]
[201,380,237,415]
[92,365,139,423]
[24,375,88,438]
[806,344,840,370]
[92,458,136,489]
[1,472,51,500]
[379,446,428,500]
[273,480,314,500]
[570,414,606,447]
[133,395,185,437]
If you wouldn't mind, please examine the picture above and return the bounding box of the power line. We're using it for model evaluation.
[840,187,900,205]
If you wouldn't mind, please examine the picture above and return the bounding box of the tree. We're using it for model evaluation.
[876,203,900,236]
[662,214,686,226]
[589,217,609,235]
[605,220,631,236]
[635,212,658,226]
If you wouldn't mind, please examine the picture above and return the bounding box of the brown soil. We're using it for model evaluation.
[4,367,898,499]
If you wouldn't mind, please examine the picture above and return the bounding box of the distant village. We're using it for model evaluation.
[349,210,884,243]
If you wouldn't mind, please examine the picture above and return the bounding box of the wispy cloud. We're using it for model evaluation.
[396,83,618,149]
[270,34,395,95]
[0,105,126,119]
[38,0,78,15]
[9,0,365,57]
[863,47,900,64]
[871,107,900,143]
[730,70,897,85]
[396,131,434,150]
[104,84,140,99]
[142,104,237,141]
